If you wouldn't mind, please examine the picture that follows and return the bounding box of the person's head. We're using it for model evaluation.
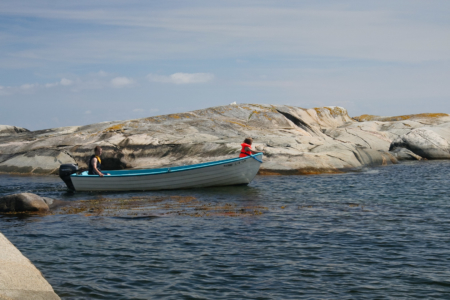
[244,137,253,145]
[94,146,102,156]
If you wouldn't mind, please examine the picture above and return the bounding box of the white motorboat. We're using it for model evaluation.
[59,154,263,191]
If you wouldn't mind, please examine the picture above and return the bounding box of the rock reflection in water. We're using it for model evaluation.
[55,196,269,218]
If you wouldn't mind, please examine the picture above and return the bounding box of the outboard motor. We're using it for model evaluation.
[59,164,78,191]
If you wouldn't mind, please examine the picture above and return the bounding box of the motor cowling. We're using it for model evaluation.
[59,164,78,191]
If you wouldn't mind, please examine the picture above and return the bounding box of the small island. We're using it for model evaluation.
[0,104,449,176]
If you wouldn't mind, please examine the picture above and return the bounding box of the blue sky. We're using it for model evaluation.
[1,0,450,130]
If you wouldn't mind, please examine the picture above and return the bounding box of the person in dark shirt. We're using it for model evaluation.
[88,146,110,176]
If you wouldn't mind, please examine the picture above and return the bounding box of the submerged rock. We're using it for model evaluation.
[0,193,50,213]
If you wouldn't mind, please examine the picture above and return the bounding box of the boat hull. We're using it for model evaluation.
[70,154,262,191]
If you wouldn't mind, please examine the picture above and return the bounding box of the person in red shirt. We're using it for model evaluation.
[239,137,263,158]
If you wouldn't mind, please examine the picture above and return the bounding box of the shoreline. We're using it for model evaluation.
[0,158,437,178]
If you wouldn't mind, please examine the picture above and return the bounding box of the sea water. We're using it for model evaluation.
[1,160,450,299]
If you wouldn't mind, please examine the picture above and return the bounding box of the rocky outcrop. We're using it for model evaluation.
[0,104,448,176]
[0,232,60,299]
[0,104,399,175]
[0,193,50,213]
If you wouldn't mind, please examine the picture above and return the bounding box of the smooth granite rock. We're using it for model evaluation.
[0,104,448,175]
[0,232,60,300]
[0,193,49,213]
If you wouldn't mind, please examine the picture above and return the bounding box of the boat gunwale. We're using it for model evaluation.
[72,153,263,178]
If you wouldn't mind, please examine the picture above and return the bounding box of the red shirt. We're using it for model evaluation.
[239,143,252,157]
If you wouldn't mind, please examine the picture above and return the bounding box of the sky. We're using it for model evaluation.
[1,0,450,130]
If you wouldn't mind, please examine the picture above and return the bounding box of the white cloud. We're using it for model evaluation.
[111,76,134,88]
[3,73,137,95]
[43,78,72,88]
[147,72,214,84]
[84,110,92,114]
[133,108,144,113]
[60,78,73,86]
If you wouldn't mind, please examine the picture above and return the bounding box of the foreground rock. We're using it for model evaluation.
[0,232,60,299]
[0,193,50,213]
[0,105,448,176]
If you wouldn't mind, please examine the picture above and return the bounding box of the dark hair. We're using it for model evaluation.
[94,146,102,153]
[243,137,253,144]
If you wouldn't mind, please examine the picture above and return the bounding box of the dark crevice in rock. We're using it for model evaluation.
[102,157,127,170]
[308,144,321,151]
[351,149,363,165]
[276,110,315,133]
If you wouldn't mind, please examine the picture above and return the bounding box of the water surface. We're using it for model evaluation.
[1,161,450,299]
